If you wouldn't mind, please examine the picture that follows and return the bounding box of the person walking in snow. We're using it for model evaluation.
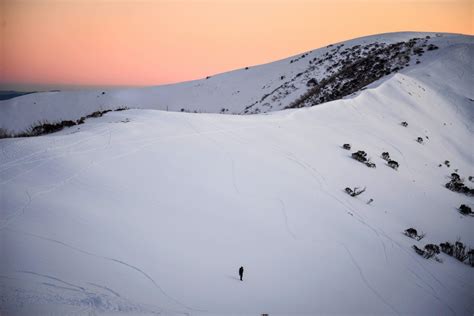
[239,266,244,281]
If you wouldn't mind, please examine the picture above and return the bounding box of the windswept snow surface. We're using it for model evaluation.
[1,33,474,315]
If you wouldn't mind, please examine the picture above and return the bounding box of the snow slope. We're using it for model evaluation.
[1,32,472,136]
[1,34,474,315]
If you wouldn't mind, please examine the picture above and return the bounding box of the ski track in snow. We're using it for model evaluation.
[87,282,122,297]
[183,118,301,241]
[341,243,400,315]
[405,267,464,315]
[0,123,119,171]
[6,229,203,315]
[6,271,151,313]
[276,198,297,240]
[0,122,266,231]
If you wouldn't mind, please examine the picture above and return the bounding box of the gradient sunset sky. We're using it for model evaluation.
[1,0,472,90]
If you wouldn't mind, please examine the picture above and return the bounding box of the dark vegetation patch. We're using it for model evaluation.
[351,150,376,168]
[440,241,473,267]
[404,228,425,241]
[344,186,366,197]
[445,172,474,196]
[413,244,440,260]
[458,204,472,216]
[0,90,37,101]
[284,37,432,110]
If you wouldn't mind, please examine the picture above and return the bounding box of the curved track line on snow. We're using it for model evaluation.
[341,243,400,315]
[0,123,119,171]
[182,118,300,241]
[276,198,297,240]
[0,123,263,230]
[7,229,204,314]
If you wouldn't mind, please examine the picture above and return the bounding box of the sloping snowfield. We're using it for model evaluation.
[1,33,473,315]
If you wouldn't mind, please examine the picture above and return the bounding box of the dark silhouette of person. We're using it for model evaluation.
[239,266,244,281]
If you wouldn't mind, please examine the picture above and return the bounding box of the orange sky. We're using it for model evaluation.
[1,0,473,90]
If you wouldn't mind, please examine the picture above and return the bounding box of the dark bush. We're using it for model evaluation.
[440,242,454,256]
[468,250,474,267]
[424,244,440,258]
[388,160,399,170]
[413,47,424,54]
[417,137,423,143]
[445,177,474,196]
[459,204,472,215]
[404,228,424,240]
[307,78,318,87]
[352,150,367,162]
[440,240,473,266]
[345,187,366,197]
[405,228,417,238]
[381,152,390,161]
[29,120,77,136]
[413,245,425,256]
[453,241,468,262]
[343,143,351,150]
[0,128,11,139]
[365,161,376,168]
[401,121,408,127]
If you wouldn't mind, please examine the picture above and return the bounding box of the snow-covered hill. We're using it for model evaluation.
[1,32,472,136]
[1,32,474,315]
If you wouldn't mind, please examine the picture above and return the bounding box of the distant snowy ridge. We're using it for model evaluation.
[1,32,472,136]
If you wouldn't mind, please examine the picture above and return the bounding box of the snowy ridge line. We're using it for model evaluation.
[1,32,472,135]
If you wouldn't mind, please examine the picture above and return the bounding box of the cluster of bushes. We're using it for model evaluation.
[284,37,432,110]
[413,244,440,260]
[410,236,473,267]
[440,241,474,267]
[244,36,438,114]
[381,152,399,170]
[445,172,474,196]
[351,150,376,168]
[289,52,310,64]
[404,228,425,241]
